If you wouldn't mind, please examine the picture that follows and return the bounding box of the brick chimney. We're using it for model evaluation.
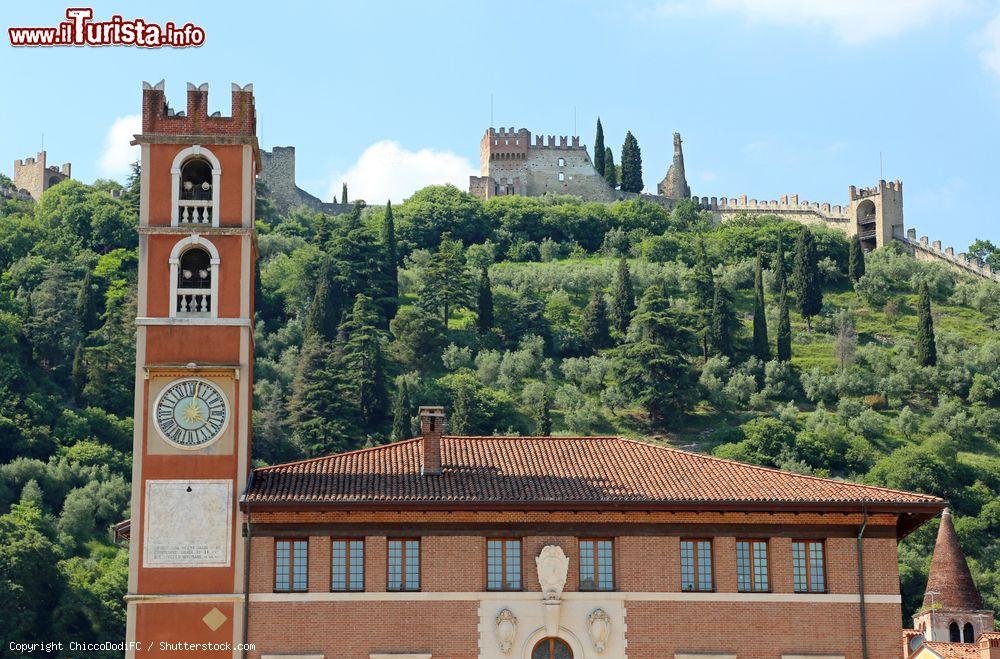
[419,406,446,476]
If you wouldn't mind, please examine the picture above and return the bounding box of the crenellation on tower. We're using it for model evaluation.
[12,150,72,201]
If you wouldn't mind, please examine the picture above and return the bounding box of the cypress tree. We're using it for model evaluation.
[71,342,87,401]
[341,182,348,204]
[917,281,937,366]
[535,386,553,436]
[776,281,792,362]
[604,147,617,189]
[450,382,474,435]
[74,269,99,336]
[793,227,822,331]
[381,200,399,319]
[594,118,606,177]
[707,281,736,358]
[476,266,494,335]
[610,256,635,335]
[692,237,715,323]
[390,377,412,441]
[752,250,771,362]
[620,131,644,193]
[581,288,611,353]
[848,236,866,283]
[774,233,787,292]
[305,256,344,341]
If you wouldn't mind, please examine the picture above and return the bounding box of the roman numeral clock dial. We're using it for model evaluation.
[153,378,229,449]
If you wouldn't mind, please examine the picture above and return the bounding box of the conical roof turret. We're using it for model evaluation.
[922,508,984,611]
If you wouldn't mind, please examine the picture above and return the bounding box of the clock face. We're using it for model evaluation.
[153,378,229,449]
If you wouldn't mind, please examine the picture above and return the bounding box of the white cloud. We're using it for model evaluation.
[658,0,963,44]
[327,140,476,204]
[97,114,141,178]
[976,11,1000,77]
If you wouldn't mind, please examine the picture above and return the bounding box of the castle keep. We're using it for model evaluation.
[12,150,71,201]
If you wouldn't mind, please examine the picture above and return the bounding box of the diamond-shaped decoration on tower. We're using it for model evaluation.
[202,607,228,632]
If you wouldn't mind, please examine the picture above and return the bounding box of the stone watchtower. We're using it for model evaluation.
[13,151,71,201]
[912,509,995,644]
[849,180,903,251]
[657,132,690,200]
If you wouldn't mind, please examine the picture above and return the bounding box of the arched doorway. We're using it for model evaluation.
[964,622,975,643]
[531,637,573,659]
[856,199,877,252]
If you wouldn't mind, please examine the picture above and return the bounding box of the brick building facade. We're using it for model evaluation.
[121,81,960,659]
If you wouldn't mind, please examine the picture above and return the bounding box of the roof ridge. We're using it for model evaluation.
[612,434,947,502]
[254,437,421,472]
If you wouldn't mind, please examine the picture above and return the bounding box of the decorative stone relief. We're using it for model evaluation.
[494,608,517,654]
[587,608,611,653]
[535,545,569,601]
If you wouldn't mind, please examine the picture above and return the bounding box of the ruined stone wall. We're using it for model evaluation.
[523,142,616,200]
[259,146,354,215]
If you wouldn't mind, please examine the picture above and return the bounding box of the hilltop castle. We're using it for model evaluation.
[10,151,71,201]
[469,126,998,283]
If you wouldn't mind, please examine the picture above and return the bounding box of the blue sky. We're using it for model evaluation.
[2,0,999,249]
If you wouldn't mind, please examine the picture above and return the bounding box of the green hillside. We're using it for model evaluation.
[0,172,997,650]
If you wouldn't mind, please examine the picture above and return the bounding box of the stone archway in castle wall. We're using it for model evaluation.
[856,199,877,251]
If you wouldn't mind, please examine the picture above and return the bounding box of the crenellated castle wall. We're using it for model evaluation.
[898,228,999,282]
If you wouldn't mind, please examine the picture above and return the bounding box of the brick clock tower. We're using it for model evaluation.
[125,80,258,657]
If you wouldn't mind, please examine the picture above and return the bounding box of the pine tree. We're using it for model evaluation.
[707,281,736,358]
[619,131,644,193]
[776,281,792,362]
[289,335,358,456]
[421,237,476,327]
[340,294,390,429]
[390,377,413,441]
[793,227,822,331]
[752,250,771,362]
[580,288,611,353]
[594,118,606,177]
[610,256,635,335]
[614,284,696,425]
[476,266,494,335]
[380,200,399,319]
[341,182,348,204]
[848,236,866,283]
[917,281,937,366]
[604,147,617,189]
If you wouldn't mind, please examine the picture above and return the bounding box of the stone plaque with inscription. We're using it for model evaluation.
[143,479,232,568]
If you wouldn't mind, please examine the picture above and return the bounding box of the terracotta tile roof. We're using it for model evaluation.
[919,641,982,659]
[246,436,944,510]
[922,508,985,611]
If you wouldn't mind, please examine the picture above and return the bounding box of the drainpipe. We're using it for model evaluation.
[241,471,254,659]
[857,501,869,659]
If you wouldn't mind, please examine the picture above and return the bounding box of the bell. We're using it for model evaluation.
[183,180,194,191]
[198,269,209,279]
[201,181,211,191]
[182,269,193,279]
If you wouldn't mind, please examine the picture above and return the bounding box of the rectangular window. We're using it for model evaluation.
[792,540,827,593]
[274,538,308,592]
[331,538,364,591]
[680,539,714,591]
[558,172,566,182]
[486,538,522,590]
[736,540,770,592]
[387,539,420,591]
[579,538,614,590]
[558,157,566,167]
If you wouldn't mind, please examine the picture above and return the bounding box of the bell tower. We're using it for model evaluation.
[125,80,258,657]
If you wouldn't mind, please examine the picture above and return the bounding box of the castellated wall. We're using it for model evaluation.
[698,193,853,234]
[899,228,999,282]
[13,151,71,201]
